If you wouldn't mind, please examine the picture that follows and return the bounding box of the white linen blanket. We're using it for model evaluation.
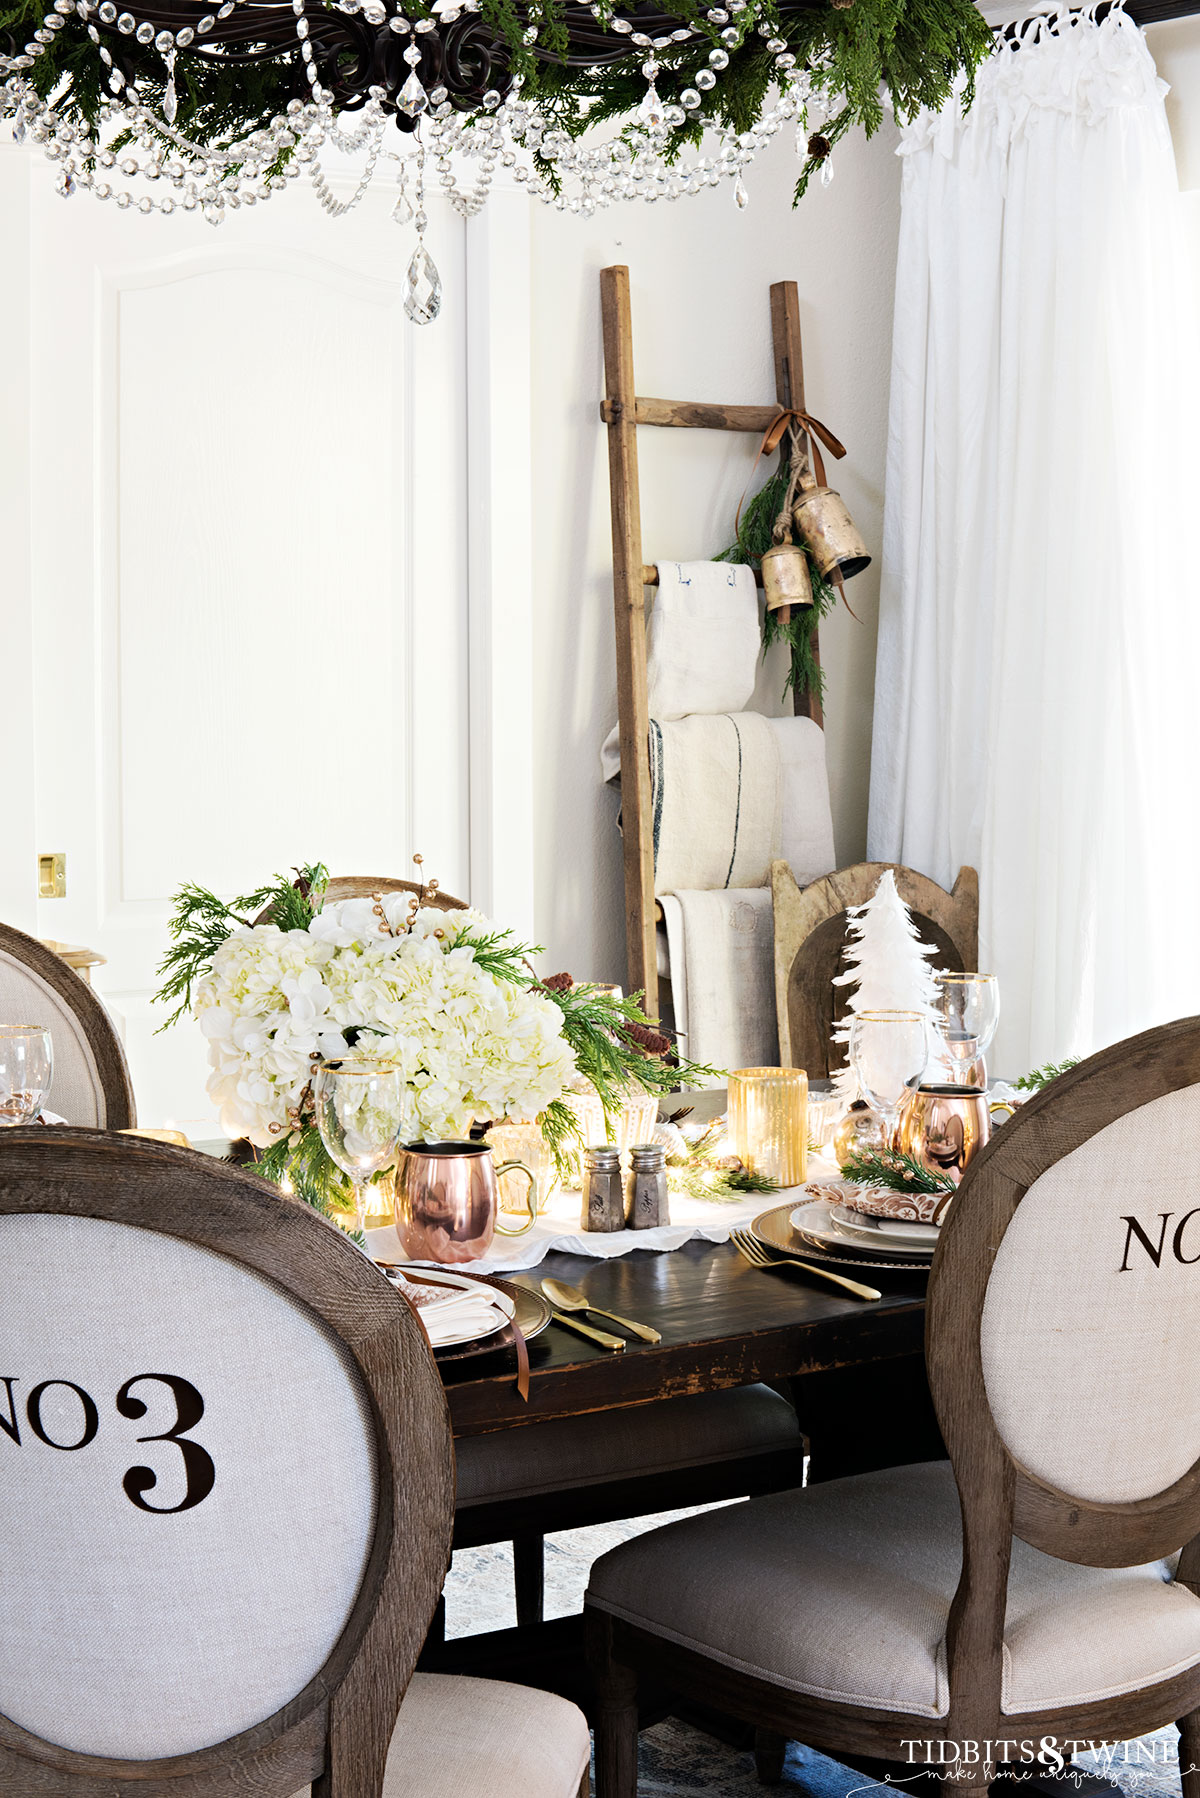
[600,560,759,781]
[650,711,782,896]
[659,889,776,1079]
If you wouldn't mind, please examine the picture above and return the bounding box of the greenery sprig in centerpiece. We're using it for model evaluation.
[1012,1058,1079,1092]
[838,1144,955,1196]
[156,859,719,1214]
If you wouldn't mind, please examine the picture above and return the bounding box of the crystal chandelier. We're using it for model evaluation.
[0,0,991,322]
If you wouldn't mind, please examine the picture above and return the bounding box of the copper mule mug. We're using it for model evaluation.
[394,1140,538,1265]
[894,1082,991,1192]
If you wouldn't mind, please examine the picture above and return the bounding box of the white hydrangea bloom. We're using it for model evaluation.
[194,906,575,1147]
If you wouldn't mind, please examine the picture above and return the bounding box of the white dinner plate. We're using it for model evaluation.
[790,1199,937,1263]
[828,1204,941,1248]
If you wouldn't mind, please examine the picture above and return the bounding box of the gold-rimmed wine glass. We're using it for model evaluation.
[932,973,1000,1084]
[314,1060,410,1234]
[0,1025,53,1126]
[848,1010,929,1149]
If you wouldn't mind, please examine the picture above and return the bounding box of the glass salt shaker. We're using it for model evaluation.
[627,1142,670,1229]
[582,1144,624,1232]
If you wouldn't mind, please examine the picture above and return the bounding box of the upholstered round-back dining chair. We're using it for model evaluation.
[0,1128,589,1798]
[587,1015,1200,1796]
[0,921,135,1128]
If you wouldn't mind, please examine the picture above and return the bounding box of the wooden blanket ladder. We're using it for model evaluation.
[600,264,821,1016]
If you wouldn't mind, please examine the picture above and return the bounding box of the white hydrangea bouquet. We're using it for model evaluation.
[157,860,713,1216]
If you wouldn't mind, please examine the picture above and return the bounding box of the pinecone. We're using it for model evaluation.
[541,972,575,992]
[625,1020,673,1056]
[808,132,832,161]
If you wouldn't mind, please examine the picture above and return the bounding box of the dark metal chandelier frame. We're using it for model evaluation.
[65,0,812,122]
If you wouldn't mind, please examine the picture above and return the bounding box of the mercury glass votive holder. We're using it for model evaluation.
[485,1118,560,1213]
[564,1088,659,1180]
[729,1067,808,1188]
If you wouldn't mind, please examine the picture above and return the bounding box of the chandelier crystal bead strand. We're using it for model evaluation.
[0,0,992,319]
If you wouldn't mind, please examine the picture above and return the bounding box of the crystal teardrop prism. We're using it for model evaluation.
[12,117,25,143]
[637,83,665,129]
[398,70,428,117]
[733,173,748,209]
[404,240,441,325]
[820,157,834,187]
[163,73,178,122]
[56,168,77,196]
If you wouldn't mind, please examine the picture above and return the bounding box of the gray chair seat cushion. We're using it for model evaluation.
[587,1459,1200,1718]
[456,1382,802,1507]
[293,1674,589,1797]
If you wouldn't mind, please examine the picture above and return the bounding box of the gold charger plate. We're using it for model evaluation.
[751,1202,932,1274]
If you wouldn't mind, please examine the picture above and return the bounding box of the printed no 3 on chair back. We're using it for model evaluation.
[0,1128,453,1794]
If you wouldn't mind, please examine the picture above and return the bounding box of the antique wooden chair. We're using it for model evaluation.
[772,860,979,1076]
[0,1127,590,1798]
[322,875,470,913]
[586,1015,1200,1796]
[0,919,135,1127]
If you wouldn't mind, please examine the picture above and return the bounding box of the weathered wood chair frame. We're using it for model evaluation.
[771,859,980,1076]
[588,1015,1200,1796]
[0,1126,454,1798]
[0,920,136,1129]
[322,875,469,914]
[601,265,821,1015]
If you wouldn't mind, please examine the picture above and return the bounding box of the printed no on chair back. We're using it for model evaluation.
[0,1127,453,1797]
[929,1015,1200,1579]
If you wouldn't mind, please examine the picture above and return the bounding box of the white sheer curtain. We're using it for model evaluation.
[868,3,1200,1073]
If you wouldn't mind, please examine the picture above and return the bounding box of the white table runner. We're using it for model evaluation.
[364,1158,840,1275]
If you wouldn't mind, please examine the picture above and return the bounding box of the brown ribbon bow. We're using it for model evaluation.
[735,406,848,538]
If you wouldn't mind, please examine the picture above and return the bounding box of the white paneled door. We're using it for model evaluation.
[5,148,472,1133]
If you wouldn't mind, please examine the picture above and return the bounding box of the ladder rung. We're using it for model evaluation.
[602,397,781,433]
[643,563,763,587]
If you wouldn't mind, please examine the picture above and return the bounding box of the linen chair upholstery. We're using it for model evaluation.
[586,1017,1200,1796]
[0,1128,588,1798]
[0,921,134,1127]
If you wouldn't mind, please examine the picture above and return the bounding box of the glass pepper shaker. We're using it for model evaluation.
[582,1144,624,1232]
[627,1142,670,1229]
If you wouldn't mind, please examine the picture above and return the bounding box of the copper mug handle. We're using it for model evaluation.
[492,1160,539,1235]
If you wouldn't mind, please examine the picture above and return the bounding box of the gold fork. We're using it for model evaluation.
[730,1228,882,1302]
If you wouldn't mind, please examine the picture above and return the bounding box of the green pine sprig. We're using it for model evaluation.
[717,465,838,709]
[155,863,328,1027]
[1012,1058,1080,1093]
[839,1145,955,1196]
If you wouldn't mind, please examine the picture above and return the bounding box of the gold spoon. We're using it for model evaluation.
[541,1277,662,1344]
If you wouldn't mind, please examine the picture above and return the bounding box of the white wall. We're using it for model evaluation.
[524,119,902,984]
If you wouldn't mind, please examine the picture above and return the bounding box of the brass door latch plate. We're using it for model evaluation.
[38,853,66,899]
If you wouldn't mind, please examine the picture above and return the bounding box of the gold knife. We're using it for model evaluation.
[549,1310,626,1351]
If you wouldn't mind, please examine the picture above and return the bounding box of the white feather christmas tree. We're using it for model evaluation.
[831,871,939,1101]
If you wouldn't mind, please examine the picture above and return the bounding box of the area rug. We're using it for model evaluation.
[443,1509,1183,1798]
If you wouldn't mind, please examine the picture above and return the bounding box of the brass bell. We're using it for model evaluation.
[793,472,871,582]
[760,540,813,614]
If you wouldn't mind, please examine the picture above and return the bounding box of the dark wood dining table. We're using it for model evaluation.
[425,1234,941,1696]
